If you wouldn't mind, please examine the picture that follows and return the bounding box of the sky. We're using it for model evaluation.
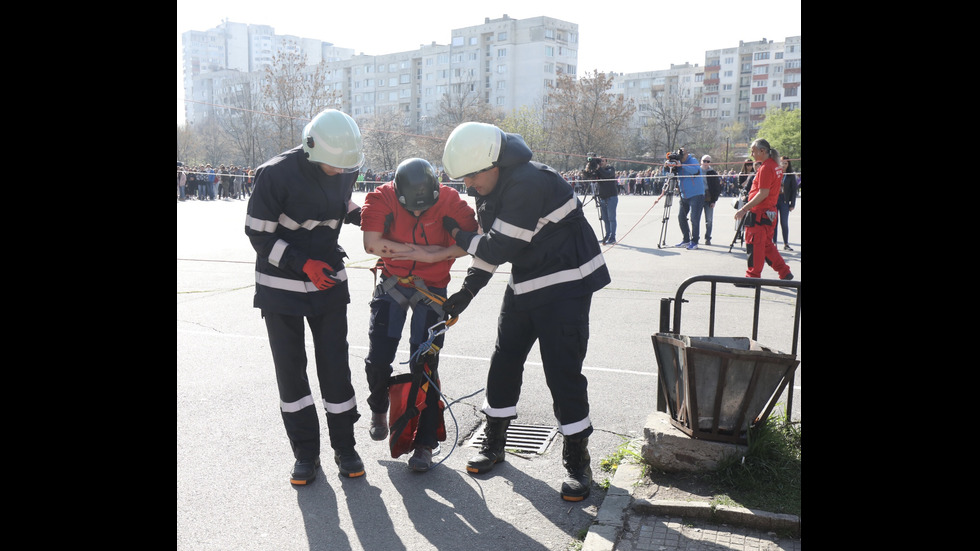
[177,0,801,125]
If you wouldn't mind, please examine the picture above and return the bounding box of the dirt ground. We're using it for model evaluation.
[632,469,719,503]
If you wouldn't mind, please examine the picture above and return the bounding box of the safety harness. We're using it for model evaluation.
[371,258,448,319]
[371,258,461,460]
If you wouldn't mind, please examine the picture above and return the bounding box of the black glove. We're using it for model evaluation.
[442,216,460,235]
[345,207,361,226]
[442,267,492,318]
[442,288,473,319]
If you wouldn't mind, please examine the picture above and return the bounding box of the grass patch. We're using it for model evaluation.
[705,413,801,517]
[599,439,643,474]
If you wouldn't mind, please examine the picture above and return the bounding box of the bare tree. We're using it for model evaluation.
[430,78,502,137]
[196,116,233,167]
[361,108,413,172]
[177,124,197,164]
[544,71,636,171]
[262,46,340,154]
[645,87,705,154]
[219,72,267,168]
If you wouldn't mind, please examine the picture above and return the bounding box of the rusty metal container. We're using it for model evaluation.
[651,334,799,445]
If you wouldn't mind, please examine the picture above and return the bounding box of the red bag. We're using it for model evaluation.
[388,364,446,458]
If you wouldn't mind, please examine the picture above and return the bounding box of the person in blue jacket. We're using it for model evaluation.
[669,148,705,249]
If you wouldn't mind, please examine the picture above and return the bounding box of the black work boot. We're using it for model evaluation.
[334,448,365,478]
[328,412,365,478]
[466,417,510,474]
[560,436,592,501]
[369,411,388,441]
[290,457,320,486]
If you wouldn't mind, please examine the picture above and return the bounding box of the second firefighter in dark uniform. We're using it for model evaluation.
[245,109,367,485]
[440,122,611,501]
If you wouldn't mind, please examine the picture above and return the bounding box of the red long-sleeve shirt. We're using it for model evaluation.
[361,183,478,288]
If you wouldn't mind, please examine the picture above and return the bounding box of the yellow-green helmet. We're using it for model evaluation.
[442,122,503,179]
[302,109,364,171]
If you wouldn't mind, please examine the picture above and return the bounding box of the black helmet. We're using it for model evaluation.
[395,158,439,212]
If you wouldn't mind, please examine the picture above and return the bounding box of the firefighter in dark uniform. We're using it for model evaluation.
[244,109,367,485]
[440,122,611,501]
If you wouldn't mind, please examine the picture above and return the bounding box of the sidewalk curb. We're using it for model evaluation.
[631,499,801,536]
[582,463,641,551]
[582,462,801,550]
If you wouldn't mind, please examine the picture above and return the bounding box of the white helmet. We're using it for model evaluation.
[302,110,364,171]
[442,122,503,179]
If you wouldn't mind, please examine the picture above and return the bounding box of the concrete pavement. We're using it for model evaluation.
[177,189,801,550]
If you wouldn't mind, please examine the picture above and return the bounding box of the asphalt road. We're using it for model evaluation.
[177,189,802,550]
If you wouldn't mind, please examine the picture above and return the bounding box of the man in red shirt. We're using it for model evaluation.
[360,158,478,472]
[734,139,793,280]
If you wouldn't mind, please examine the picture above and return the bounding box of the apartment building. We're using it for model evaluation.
[612,37,802,130]
[181,18,799,133]
[181,15,577,128]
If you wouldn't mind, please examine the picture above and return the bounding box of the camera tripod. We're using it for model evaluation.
[579,181,606,243]
[656,175,678,248]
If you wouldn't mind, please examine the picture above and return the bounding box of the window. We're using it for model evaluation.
[497,48,507,57]
[545,46,554,57]
[497,32,507,41]
[452,36,463,46]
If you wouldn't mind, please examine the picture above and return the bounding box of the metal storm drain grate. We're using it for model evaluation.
[466,423,558,454]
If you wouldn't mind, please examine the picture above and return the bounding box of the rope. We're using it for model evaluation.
[422,368,484,469]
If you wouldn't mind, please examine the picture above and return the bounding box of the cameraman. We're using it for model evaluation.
[583,154,619,244]
[666,148,705,250]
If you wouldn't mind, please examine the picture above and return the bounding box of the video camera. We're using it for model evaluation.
[664,149,684,174]
[585,153,602,173]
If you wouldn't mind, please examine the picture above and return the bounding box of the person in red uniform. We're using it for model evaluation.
[734,139,793,280]
[360,157,478,472]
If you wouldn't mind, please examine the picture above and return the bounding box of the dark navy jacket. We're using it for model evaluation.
[245,146,358,316]
[454,133,610,310]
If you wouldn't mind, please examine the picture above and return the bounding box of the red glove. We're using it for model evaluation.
[302,259,338,290]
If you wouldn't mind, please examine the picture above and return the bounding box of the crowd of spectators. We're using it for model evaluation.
[563,166,750,198]
[177,163,254,201]
[178,160,798,202]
